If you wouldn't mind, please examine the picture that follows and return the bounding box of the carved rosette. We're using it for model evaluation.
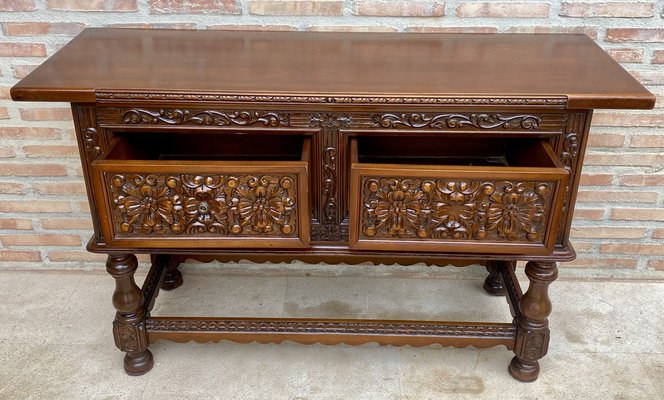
[372,113,541,130]
[121,109,290,126]
[108,173,298,237]
[360,178,552,243]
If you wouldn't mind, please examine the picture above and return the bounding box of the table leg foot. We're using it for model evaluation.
[508,356,539,382]
[161,256,183,291]
[483,261,506,296]
[124,349,154,376]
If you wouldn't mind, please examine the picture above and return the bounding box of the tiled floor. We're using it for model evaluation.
[1,264,662,399]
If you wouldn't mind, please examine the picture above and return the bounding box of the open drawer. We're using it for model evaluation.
[91,132,310,249]
[349,136,568,255]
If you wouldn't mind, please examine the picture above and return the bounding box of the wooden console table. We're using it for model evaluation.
[12,29,654,382]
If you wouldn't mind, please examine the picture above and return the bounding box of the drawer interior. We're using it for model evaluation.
[105,132,306,162]
[354,136,561,169]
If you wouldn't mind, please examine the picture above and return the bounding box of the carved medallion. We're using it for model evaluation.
[108,173,299,237]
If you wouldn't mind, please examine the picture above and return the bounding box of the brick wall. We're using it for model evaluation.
[0,0,662,276]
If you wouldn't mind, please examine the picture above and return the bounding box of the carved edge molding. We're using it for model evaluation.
[146,318,517,338]
[372,113,542,130]
[121,109,290,127]
[97,92,568,107]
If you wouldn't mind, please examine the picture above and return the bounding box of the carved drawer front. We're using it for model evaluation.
[91,133,310,249]
[349,137,568,255]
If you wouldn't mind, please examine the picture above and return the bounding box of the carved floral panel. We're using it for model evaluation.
[360,178,555,244]
[107,173,299,237]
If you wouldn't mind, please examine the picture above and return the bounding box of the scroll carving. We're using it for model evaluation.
[121,109,290,127]
[108,173,299,237]
[83,127,102,161]
[360,178,554,243]
[372,113,541,130]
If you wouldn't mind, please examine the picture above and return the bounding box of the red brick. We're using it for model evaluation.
[0,87,10,99]
[593,112,664,127]
[630,135,664,148]
[648,259,664,271]
[0,42,46,57]
[606,48,644,63]
[307,26,399,32]
[0,200,71,213]
[584,153,664,167]
[0,127,59,140]
[601,244,664,255]
[48,250,106,262]
[0,164,67,176]
[629,70,664,85]
[12,64,38,79]
[504,26,598,39]
[2,22,86,36]
[654,50,664,64]
[576,190,658,203]
[41,218,93,230]
[563,257,637,269]
[571,241,595,252]
[619,174,664,186]
[560,2,654,18]
[572,208,605,220]
[148,0,240,13]
[606,28,664,42]
[0,250,41,262]
[0,234,80,246]
[406,27,498,34]
[79,201,90,212]
[611,208,664,221]
[0,218,32,230]
[208,24,298,31]
[249,0,343,16]
[33,182,87,195]
[0,107,9,119]
[456,2,550,18]
[19,108,71,121]
[653,229,664,239]
[570,226,647,239]
[23,145,79,158]
[579,173,613,186]
[0,0,36,11]
[0,182,25,194]
[0,146,16,158]
[587,133,625,147]
[355,0,445,17]
[47,0,138,11]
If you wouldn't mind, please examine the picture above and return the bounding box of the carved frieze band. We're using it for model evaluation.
[107,173,299,238]
[121,109,290,127]
[97,92,568,107]
[360,178,555,244]
[146,318,516,338]
[372,113,542,130]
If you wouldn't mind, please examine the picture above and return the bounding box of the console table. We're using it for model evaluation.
[12,29,654,382]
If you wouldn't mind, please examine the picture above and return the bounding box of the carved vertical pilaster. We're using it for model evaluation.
[106,254,153,375]
[556,111,591,245]
[72,104,109,243]
[509,261,558,382]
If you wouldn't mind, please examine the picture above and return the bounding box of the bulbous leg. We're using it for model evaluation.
[161,255,183,291]
[483,261,507,296]
[509,261,558,382]
[107,254,153,376]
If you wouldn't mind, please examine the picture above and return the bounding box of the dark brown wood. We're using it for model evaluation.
[11,29,654,109]
[11,29,655,382]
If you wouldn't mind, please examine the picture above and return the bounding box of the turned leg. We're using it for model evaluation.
[509,261,558,382]
[160,255,183,291]
[106,254,153,376]
[483,260,507,296]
